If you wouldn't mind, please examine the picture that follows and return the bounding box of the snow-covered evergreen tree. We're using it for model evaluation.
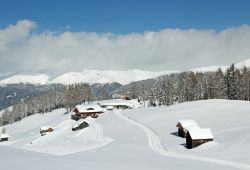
[214,68,226,99]
[225,64,237,99]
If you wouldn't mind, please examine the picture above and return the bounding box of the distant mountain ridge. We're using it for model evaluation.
[0,59,250,86]
[0,69,176,86]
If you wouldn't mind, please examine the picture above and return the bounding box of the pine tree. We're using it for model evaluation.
[241,67,250,100]
[214,68,226,99]
[225,64,237,99]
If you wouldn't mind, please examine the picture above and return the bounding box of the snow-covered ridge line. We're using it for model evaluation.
[0,74,49,85]
[191,58,250,73]
[0,58,250,86]
[0,69,177,86]
[49,69,177,85]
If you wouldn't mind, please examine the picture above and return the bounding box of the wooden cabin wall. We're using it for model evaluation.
[192,139,213,148]
[186,135,213,149]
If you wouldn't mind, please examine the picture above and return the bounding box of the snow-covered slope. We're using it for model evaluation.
[123,99,250,166]
[0,74,49,85]
[190,58,250,72]
[0,58,250,86]
[0,108,113,155]
[236,58,250,68]
[0,70,176,86]
[2,100,249,170]
[191,65,228,72]
[50,69,176,85]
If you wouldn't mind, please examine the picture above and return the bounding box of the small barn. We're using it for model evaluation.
[99,101,129,110]
[176,119,200,138]
[40,126,54,136]
[186,128,214,149]
[106,106,114,110]
[72,105,103,120]
[0,133,10,142]
[72,119,89,131]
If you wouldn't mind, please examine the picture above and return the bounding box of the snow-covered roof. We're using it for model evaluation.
[177,119,199,130]
[74,105,103,113]
[188,128,214,140]
[72,119,89,128]
[40,126,53,131]
[106,106,114,110]
[99,99,140,108]
[99,100,127,106]
[0,133,10,138]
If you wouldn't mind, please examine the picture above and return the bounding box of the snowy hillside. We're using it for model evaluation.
[0,74,49,85]
[0,70,175,86]
[188,58,250,73]
[0,99,250,170]
[123,99,250,166]
[236,58,250,68]
[50,69,176,85]
[1,58,250,86]
[191,65,228,72]
[0,108,113,155]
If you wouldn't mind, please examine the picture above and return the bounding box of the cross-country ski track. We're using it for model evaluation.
[114,110,250,170]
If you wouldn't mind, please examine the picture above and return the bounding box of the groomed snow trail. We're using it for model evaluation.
[114,110,250,170]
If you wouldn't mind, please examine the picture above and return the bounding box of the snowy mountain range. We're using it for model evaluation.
[0,69,176,86]
[0,59,250,86]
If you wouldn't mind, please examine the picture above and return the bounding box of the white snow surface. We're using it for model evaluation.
[191,65,228,72]
[0,109,113,155]
[177,119,200,129]
[72,119,87,128]
[236,58,250,68]
[75,104,103,113]
[40,126,54,131]
[0,99,250,170]
[123,99,250,167]
[0,74,49,85]
[188,128,214,140]
[0,133,10,139]
[97,99,142,108]
[0,69,176,85]
[50,69,176,85]
[1,58,250,85]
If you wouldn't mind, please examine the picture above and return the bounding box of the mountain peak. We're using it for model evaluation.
[1,58,250,86]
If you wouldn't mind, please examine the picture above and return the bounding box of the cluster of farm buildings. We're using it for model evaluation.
[1,98,214,149]
[39,99,140,135]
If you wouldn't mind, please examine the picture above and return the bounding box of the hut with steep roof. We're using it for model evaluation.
[186,128,214,149]
[176,119,200,138]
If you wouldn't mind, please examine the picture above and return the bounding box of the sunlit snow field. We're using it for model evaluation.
[0,99,250,170]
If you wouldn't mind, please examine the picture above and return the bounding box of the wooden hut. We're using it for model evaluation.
[186,128,214,149]
[0,133,10,142]
[40,126,54,136]
[72,119,89,131]
[72,105,103,120]
[106,106,114,110]
[176,119,200,138]
[99,100,129,110]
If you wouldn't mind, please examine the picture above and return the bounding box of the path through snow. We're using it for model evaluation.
[114,110,250,170]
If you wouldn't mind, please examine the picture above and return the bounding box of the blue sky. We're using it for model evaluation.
[1,0,250,74]
[1,0,250,34]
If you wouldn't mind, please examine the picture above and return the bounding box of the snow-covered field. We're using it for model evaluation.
[0,99,249,170]
[123,99,250,167]
[0,109,113,155]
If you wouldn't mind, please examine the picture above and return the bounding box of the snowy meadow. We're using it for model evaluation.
[0,99,250,170]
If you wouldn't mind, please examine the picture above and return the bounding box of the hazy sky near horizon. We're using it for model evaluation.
[1,0,250,74]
